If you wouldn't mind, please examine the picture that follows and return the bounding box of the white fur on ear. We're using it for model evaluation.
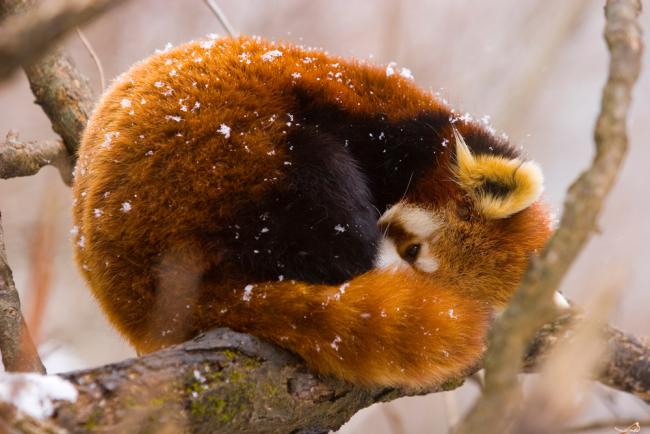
[453,129,544,219]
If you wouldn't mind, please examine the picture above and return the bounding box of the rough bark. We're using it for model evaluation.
[0,131,72,184]
[0,316,643,434]
[0,0,99,158]
[0,212,45,374]
[52,328,461,434]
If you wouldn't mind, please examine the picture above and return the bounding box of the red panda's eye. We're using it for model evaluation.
[403,244,421,263]
[457,204,471,221]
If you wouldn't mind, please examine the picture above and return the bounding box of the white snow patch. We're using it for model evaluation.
[333,282,349,301]
[386,62,397,77]
[120,98,131,108]
[0,372,77,419]
[100,132,119,149]
[120,202,132,213]
[193,369,207,383]
[261,50,283,62]
[165,115,182,122]
[399,67,414,80]
[334,224,346,233]
[291,72,301,79]
[243,284,254,302]
[218,124,231,139]
[93,208,103,218]
[330,336,342,351]
[155,42,173,54]
[200,40,215,49]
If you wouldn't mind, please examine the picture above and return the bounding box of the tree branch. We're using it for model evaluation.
[0,0,105,159]
[454,1,644,432]
[0,130,72,184]
[0,0,127,81]
[0,315,643,433]
[0,212,45,374]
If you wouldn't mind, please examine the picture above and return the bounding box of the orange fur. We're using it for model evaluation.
[72,36,551,387]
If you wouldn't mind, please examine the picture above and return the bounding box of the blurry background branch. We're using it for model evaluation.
[0,0,126,81]
[0,0,120,160]
[0,212,45,374]
[454,0,644,432]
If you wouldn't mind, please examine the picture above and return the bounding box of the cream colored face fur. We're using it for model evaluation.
[375,129,545,273]
[375,203,442,273]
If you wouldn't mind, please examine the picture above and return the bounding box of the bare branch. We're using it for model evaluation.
[0,212,45,374]
[525,314,650,402]
[0,315,645,433]
[0,0,127,81]
[51,328,461,433]
[202,0,238,37]
[1,131,72,184]
[75,27,105,91]
[454,2,644,430]
[1,0,100,158]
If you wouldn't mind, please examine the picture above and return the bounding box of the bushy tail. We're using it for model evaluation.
[195,267,489,387]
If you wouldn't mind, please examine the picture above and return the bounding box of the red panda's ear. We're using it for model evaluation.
[452,129,544,219]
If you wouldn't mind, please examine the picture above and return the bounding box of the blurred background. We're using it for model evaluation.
[0,0,649,432]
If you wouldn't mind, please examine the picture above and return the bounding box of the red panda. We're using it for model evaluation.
[72,36,551,387]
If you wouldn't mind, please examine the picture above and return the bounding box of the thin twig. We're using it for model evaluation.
[75,27,105,91]
[453,1,644,432]
[0,0,127,80]
[0,212,45,374]
[0,0,101,159]
[202,0,238,37]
